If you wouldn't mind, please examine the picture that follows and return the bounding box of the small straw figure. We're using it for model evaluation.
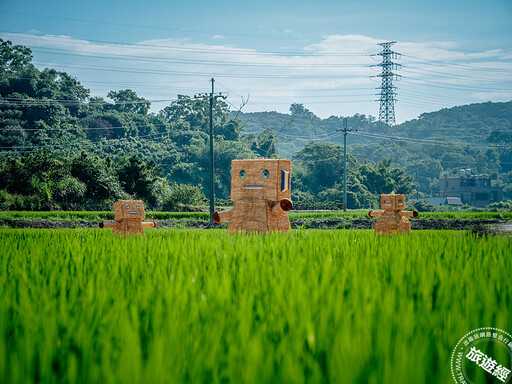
[368,193,418,235]
[99,200,156,236]
[212,159,293,233]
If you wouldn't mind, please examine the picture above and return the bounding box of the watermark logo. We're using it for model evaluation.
[451,327,512,383]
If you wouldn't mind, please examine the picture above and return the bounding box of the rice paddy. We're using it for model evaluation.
[1,228,511,383]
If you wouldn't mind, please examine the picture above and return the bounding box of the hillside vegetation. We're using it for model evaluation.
[1,38,511,210]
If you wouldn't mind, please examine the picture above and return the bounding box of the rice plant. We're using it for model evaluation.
[0,229,510,383]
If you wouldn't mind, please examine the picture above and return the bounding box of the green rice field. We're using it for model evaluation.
[1,228,511,383]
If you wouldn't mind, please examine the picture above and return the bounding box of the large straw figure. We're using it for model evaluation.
[213,159,293,233]
[368,193,418,235]
[99,200,156,236]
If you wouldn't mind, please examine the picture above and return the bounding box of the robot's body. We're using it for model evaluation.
[213,159,293,233]
[227,200,291,233]
[99,200,156,236]
[369,194,418,235]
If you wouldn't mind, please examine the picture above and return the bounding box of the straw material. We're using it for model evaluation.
[101,200,155,236]
[217,159,293,233]
[372,194,417,235]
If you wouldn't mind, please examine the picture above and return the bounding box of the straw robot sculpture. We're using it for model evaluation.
[368,193,418,235]
[213,159,293,233]
[99,200,156,236]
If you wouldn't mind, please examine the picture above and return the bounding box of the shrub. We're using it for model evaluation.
[487,201,512,212]
[162,184,205,211]
[410,200,436,212]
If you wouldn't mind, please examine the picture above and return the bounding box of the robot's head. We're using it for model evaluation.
[113,200,146,221]
[380,194,406,211]
[230,159,291,201]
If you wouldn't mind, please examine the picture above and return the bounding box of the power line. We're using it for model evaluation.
[351,131,512,148]
[400,77,512,92]
[31,60,372,80]
[0,96,177,107]
[0,122,170,132]
[293,151,348,164]
[2,12,386,45]
[401,54,512,73]
[0,31,371,57]
[28,46,371,69]
[402,66,512,82]
[0,132,172,153]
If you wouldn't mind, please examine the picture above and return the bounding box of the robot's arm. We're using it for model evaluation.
[212,209,233,223]
[141,221,157,228]
[99,220,117,229]
[271,198,293,215]
[368,210,383,218]
[399,210,419,218]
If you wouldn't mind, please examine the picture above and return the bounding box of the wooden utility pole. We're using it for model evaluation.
[336,118,356,209]
[194,78,227,227]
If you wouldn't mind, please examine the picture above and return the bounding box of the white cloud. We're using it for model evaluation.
[472,91,512,101]
[2,31,511,122]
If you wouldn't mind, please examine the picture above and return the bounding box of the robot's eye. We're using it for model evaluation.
[239,170,246,179]
[398,200,403,204]
[125,204,130,208]
[136,205,140,209]
[262,170,269,179]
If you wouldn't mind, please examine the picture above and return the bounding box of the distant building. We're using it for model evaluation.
[439,169,503,207]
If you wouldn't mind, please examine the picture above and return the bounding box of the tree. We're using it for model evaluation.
[390,168,415,195]
[410,200,436,212]
[293,142,349,194]
[0,108,27,148]
[251,127,278,158]
[217,119,241,141]
[158,95,231,134]
[289,103,318,121]
[116,154,162,205]
[107,89,150,115]
[0,39,33,74]
[487,130,512,145]
[71,151,123,200]
[162,184,205,210]
[359,160,396,195]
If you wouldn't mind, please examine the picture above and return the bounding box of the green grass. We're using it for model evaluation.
[1,210,510,223]
[1,228,511,383]
[0,210,210,221]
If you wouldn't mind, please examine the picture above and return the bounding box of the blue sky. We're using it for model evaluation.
[1,0,511,122]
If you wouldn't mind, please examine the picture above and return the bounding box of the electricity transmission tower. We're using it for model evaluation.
[373,42,401,126]
[194,78,227,227]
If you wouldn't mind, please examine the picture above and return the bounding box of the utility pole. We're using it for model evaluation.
[336,117,357,209]
[372,42,401,126]
[194,78,227,227]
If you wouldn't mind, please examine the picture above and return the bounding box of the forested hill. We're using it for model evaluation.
[395,101,512,142]
[237,100,512,148]
[237,102,512,200]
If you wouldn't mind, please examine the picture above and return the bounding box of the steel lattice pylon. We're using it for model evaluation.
[374,42,401,126]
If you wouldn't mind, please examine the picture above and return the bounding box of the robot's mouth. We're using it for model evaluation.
[244,185,263,190]
[384,204,392,207]
[130,211,138,214]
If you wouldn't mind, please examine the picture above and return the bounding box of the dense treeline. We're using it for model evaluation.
[0,39,510,210]
[237,102,512,202]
